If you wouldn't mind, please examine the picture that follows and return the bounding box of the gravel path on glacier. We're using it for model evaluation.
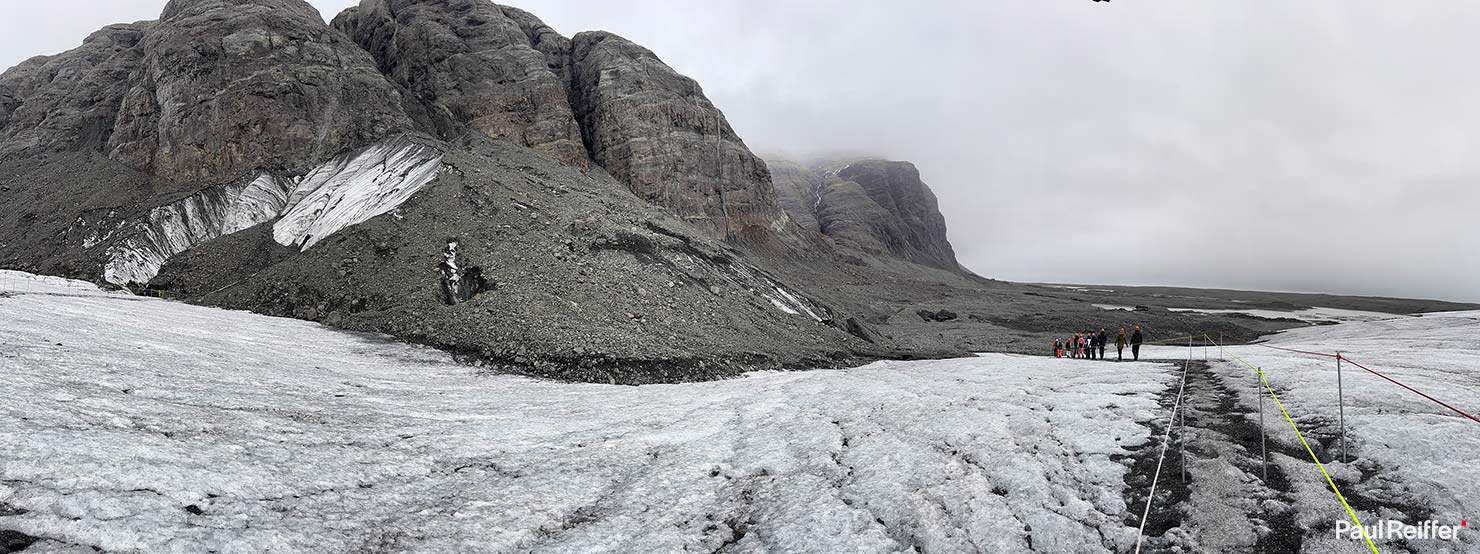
[0,291,1175,553]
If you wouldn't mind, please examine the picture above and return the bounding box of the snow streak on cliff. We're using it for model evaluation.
[103,174,290,285]
[98,139,444,285]
[274,140,444,251]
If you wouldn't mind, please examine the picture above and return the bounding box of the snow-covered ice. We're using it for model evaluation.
[1143,312,1480,552]
[0,271,126,297]
[0,287,1171,553]
[1165,306,1407,324]
[6,273,1476,553]
[94,138,445,286]
[102,174,290,286]
[273,140,443,251]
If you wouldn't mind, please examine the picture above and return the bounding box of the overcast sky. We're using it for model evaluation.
[4,1,1477,302]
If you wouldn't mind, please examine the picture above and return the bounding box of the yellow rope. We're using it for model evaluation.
[1205,335,1379,553]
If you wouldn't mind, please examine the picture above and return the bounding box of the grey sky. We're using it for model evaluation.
[4,1,1477,302]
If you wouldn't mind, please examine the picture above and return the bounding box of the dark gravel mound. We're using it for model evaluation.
[155,135,897,384]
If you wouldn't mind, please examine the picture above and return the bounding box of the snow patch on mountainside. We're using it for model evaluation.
[102,174,290,286]
[273,140,443,251]
[94,139,445,286]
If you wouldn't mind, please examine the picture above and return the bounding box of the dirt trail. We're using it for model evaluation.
[1121,359,1310,553]
[1121,356,1450,553]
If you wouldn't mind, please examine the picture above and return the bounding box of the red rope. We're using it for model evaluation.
[1255,343,1339,358]
[1338,355,1480,426]
[1215,334,1480,426]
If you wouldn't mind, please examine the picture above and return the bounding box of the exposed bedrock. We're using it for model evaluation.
[566,31,789,240]
[333,2,791,241]
[330,0,589,167]
[769,160,825,234]
[768,159,962,273]
[0,0,422,282]
[115,0,415,183]
[0,24,151,159]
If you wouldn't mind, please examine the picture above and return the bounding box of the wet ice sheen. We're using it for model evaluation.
[0,290,1169,553]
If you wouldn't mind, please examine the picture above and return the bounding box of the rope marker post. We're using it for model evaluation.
[1258,367,1267,483]
[1337,352,1347,464]
[1183,338,1191,484]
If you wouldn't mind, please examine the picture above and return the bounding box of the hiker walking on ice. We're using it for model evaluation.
[1115,328,1128,361]
[1131,325,1144,361]
[1097,328,1108,359]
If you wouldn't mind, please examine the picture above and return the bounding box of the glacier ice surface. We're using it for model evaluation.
[102,174,290,286]
[273,141,443,251]
[1,285,1174,553]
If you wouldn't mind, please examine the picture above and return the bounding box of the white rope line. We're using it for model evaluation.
[1134,356,1191,554]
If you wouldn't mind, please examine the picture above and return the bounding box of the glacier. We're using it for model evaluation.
[1140,314,1480,553]
[273,140,444,251]
[0,283,1169,553]
[101,174,290,286]
[4,275,1476,552]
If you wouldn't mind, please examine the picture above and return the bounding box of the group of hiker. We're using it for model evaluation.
[1054,326,1144,361]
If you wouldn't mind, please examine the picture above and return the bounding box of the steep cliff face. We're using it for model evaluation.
[0,0,426,284]
[768,159,962,273]
[0,24,151,159]
[768,160,824,234]
[113,0,414,184]
[566,31,788,240]
[332,2,789,241]
[330,0,588,167]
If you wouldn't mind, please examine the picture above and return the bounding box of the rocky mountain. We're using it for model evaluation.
[4,0,1468,385]
[1,0,417,285]
[769,158,962,273]
[330,0,788,240]
[0,0,898,383]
